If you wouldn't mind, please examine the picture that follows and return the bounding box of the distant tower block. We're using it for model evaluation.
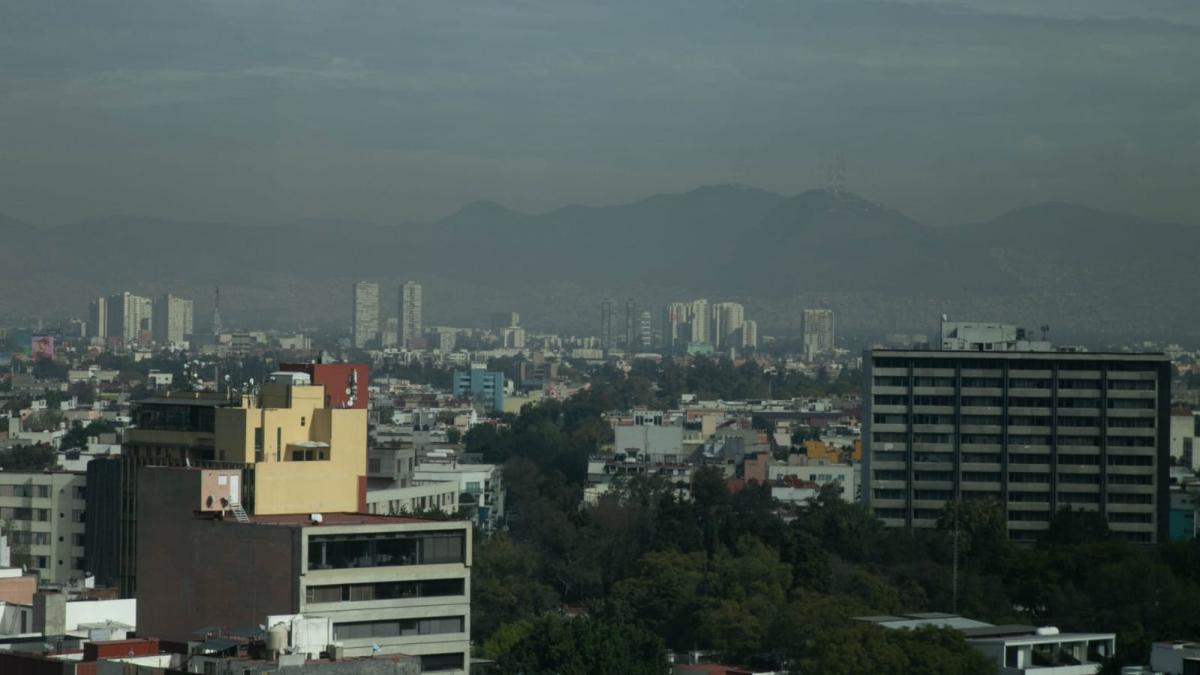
[212,285,223,336]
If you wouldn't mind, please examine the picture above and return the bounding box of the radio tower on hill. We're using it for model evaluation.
[212,285,223,336]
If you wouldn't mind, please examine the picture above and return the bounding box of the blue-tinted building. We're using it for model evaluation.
[1170,489,1197,541]
[453,365,505,412]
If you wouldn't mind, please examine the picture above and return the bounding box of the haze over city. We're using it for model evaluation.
[4,2,1200,675]
[2,0,1198,227]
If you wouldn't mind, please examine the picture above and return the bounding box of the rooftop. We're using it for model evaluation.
[241,513,441,527]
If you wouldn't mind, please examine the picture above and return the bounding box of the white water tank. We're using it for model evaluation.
[1035,626,1060,636]
[267,623,289,654]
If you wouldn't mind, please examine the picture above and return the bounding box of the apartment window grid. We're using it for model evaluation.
[866,353,1166,543]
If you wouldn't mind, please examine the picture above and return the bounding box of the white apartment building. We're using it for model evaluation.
[0,472,87,584]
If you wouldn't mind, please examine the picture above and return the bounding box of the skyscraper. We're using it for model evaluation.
[689,298,709,345]
[400,281,423,349]
[600,300,614,351]
[106,292,153,347]
[352,281,380,349]
[662,302,690,350]
[710,302,745,349]
[624,299,638,350]
[742,319,758,349]
[88,297,107,339]
[153,294,194,346]
[638,310,653,350]
[803,308,835,359]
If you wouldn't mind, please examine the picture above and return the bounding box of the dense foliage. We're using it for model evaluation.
[466,361,1200,674]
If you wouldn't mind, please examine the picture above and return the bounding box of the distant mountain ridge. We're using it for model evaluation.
[1,186,1197,341]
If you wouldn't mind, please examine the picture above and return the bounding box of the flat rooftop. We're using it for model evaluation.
[869,349,1168,361]
[241,513,443,527]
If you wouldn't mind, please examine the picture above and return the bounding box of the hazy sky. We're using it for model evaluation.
[2,0,1197,226]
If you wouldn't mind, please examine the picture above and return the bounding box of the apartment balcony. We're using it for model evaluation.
[959,480,1002,492]
[961,424,1002,434]
[1059,370,1101,379]
[873,386,908,396]
[1106,408,1156,418]
[1008,387,1052,398]
[912,405,954,415]
[1106,427,1156,437]
[1010,369,1052,379]
[960,462,1002,472]
[1107,370,1157,381]
[1007,425,1052,435]
[1107,390,1158,400]
[961,406,1002,415]
[1008,501,1051,511]
[1057,389,1101,398]
[1009,407,1052,416]
[912,386,955,396]
[873,404,908,414]
[1105,503,1155,514]
[874,367,909,377]
[960,369,1002,378]
[872,423,909,433]
[961,387,1002,397]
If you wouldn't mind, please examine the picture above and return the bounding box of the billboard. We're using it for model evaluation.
[31,334,55,360]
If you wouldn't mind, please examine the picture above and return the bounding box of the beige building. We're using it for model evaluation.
[214,371,368,515]
[0,471,87,585]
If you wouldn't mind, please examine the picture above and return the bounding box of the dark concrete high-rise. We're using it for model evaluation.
[863,347,1170,543]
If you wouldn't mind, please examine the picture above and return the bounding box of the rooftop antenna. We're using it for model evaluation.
[832,152,847,197]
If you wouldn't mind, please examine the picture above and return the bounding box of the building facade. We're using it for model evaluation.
[105,292,153,348]
[452,365,504,413]
[136,468,471,673]
[152,294,194,347]
[352,282,380,349]
[400,282,422,349]
[802,308,835,359]
[0,472,87,585]
[863,349,1171,543]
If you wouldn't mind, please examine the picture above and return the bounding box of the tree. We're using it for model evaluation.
[498,615,667,675]
[793,624,997,675]
[0,444,58,471]
[1040,507,1111,547]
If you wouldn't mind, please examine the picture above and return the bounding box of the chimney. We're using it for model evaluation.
[34,590,67,636]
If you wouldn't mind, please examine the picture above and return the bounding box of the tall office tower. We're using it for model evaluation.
[662,302,690,349]
[624,299,639,350]
[382,317,399,348]
[352,281,380,349]
[689,298,710,345]
[710,302,745,349]
[400,281,423,348]
[88,297,108,339]
[153,294,194,346]
[638,310,653,350]
[106,292,153,347]
[803,308,835,359]
[742,319,758,349]
[600,300,614,351]
[862,346,1170,544]
[211,285,223,336]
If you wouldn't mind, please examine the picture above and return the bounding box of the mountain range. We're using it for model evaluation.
[2,185,1197,343]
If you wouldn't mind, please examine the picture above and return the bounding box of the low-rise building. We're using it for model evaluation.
[136,467,471,672]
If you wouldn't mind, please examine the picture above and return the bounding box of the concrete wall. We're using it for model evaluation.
[136,468,299,642]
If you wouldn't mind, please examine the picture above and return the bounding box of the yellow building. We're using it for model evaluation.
[215,373,368,515]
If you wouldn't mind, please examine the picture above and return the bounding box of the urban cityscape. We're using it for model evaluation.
[3,2,1200,675]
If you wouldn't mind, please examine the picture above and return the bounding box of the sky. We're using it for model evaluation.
[1,0,1197,227]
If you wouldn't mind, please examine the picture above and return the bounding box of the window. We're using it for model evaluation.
[308,530,466,569]
[34,556,48,569]
[74,486,86,500]
[421,653,466,672]
[306,578,465,604]
[368,458,382,473]
[333,616,464,640]
[72,557,86,570]
[72,510,86,523]
[33,532,50,545]
[36,485,50,498]
[73,534,86,546]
